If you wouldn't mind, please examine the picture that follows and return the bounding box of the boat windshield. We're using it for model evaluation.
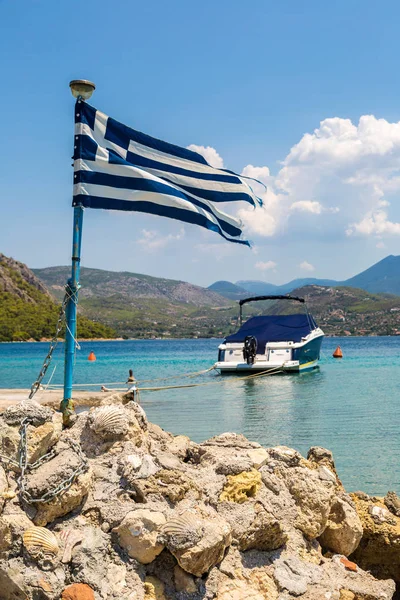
[239,295,309,323]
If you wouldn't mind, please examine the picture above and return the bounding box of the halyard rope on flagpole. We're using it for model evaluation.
[28,284,82,401]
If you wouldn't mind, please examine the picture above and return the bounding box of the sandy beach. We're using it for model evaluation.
[0,389,107,411]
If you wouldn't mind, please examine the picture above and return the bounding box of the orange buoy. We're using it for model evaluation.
[88,351,96,361]
[332,346,343,358]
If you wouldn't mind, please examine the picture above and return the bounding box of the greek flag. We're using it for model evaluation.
[73,101,261,246]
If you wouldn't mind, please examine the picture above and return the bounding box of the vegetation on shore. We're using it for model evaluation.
[0,255,116,342]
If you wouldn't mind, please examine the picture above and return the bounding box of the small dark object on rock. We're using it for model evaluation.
[384,491,400,517]
[353,491,370,501]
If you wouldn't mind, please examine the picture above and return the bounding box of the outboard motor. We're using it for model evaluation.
[243,335,257,365]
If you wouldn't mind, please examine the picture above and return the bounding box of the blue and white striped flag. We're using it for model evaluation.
[73,101,261,246]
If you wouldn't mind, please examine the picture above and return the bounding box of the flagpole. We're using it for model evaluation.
[61,205,84,424]
[61,79,96,425]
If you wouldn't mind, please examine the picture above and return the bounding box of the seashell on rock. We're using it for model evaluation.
[59,529,84,563]
[91,405,129,437]
[23,527,59,558]
[161,512,204,550]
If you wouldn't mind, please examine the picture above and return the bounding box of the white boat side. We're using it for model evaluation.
[215,327,324,373]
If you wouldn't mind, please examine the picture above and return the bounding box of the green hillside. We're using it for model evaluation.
[0,255,116,342]
[276,285,400,336]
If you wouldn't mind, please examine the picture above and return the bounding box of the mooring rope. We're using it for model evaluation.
[138,366,284,391]
[52,365,284,393]
[45,365,217,388]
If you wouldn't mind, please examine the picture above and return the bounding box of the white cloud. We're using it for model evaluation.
[186,144,224,168]
[237,187,281,237]
[376,241,386,248]
[239,114,400,241]
[299,261,315,272]
[290,200,322,214]
[241,165,270,184]
[347,210,400,236]
[255,260,277,271]
[191,115,400,244]
[137,228,185,251]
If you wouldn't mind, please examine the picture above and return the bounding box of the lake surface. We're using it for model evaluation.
[1,336,400,495]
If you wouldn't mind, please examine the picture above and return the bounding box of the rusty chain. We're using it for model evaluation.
[17,417,89,504]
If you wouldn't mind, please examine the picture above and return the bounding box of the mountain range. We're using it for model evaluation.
[208,255,400,299]
[3,252,400,341]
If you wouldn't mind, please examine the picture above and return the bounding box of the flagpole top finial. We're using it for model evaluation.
[69,80,96,100]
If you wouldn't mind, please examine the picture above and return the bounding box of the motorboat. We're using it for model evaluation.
[215,295,324,373]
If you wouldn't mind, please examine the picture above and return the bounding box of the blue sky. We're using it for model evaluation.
[2,0,400,286]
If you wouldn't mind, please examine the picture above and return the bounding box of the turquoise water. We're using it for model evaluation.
[1,337,400,495]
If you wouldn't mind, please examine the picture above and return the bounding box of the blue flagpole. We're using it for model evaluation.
[61,204,84,425]
[61,80,96,425]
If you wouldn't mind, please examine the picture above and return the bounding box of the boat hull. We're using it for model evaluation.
[215,331,324,374]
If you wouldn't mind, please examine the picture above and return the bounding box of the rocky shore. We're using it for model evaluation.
[0,393,399,599]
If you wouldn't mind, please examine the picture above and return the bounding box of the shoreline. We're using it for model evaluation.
[0,333,398,344]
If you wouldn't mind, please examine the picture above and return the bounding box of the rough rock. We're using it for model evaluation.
[147,423,174,453]
[61,583,95,600]
[217,500,287,551]
[0,555,66,600]
[25,443,92,525]
[350,493,400,585]
[268,446,303,468]
[277,465,337,538]
[0,399,395,600]
[170,518,231,576]
[247,447,270,469]
[114,508,166,563]
[3,401,53,427]
[219,469,262,503]
[189,441,254,475]
[307,446,337,470]
[0,464,8,513]
[201,432,262,449]
[27,415,63,463]
[0,410,62,465]
[128,453,159,479]
[69,526,111,592]
[215,574,268,600]
[0,507,34,557]
[174,564,197,593]
[273,554,322,596]
[319,494,363,556]
[384,490,400,517]
[81,406,147,457]
[126,468,200,503]
[144,576,166,600]
[168,435,191,459]
[0,417,19,466]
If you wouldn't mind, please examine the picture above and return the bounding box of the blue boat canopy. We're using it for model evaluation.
[225,314,317,351]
